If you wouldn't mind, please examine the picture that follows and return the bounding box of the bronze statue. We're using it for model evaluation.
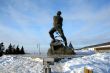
[49,11,67,46]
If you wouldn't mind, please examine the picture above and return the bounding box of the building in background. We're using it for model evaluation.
[80,42,110,53]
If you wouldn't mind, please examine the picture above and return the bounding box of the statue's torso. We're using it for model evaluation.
[53,16,63,27]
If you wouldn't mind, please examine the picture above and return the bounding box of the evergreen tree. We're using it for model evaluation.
[0,42,4,56]
[20,46,25,54]
[5,49,9,54]
[8,43,13,54]
[16,45,20,54]
[12,45,16,54]
[69,42,74,49]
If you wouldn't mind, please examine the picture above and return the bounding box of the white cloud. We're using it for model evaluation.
[1,0,52,28]
[63,1,110,48]
[0,0,51,52]
[0,0,110,50]
[0,22,40,51]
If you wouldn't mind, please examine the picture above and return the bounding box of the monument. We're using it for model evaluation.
[48,11,75,56]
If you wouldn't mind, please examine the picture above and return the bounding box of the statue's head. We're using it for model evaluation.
[57,11,61,15]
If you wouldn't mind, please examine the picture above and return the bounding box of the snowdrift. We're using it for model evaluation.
[52,53,110,73]
[0,55,43,73]
[0,52,110,73]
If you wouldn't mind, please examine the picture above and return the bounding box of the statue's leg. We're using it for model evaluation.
[49,27,56,41]
[57,28,67,46]
[62,35,67,46]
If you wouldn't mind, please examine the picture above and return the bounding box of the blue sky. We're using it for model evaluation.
[0,0,110,53]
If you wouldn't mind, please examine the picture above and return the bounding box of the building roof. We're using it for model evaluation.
[80,42,110,49]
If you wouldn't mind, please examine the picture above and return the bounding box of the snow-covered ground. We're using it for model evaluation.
[0,55,43,73]
[75,50,96,55]
[52,53,110,73]
[0,52,110,73]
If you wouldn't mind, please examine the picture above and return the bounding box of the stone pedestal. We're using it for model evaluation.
[47,40,75,56]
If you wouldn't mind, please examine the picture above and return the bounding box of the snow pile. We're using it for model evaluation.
[75,50,95,55]
[0,55,43,73]
[0,53,110,73]
[52,53,110,73]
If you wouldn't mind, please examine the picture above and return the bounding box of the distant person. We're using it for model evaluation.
[49,11,67,46]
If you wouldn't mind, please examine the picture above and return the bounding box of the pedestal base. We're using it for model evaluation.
[47,40,75,56]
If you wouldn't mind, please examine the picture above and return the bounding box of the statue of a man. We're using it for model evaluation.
[49,11,67,46]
